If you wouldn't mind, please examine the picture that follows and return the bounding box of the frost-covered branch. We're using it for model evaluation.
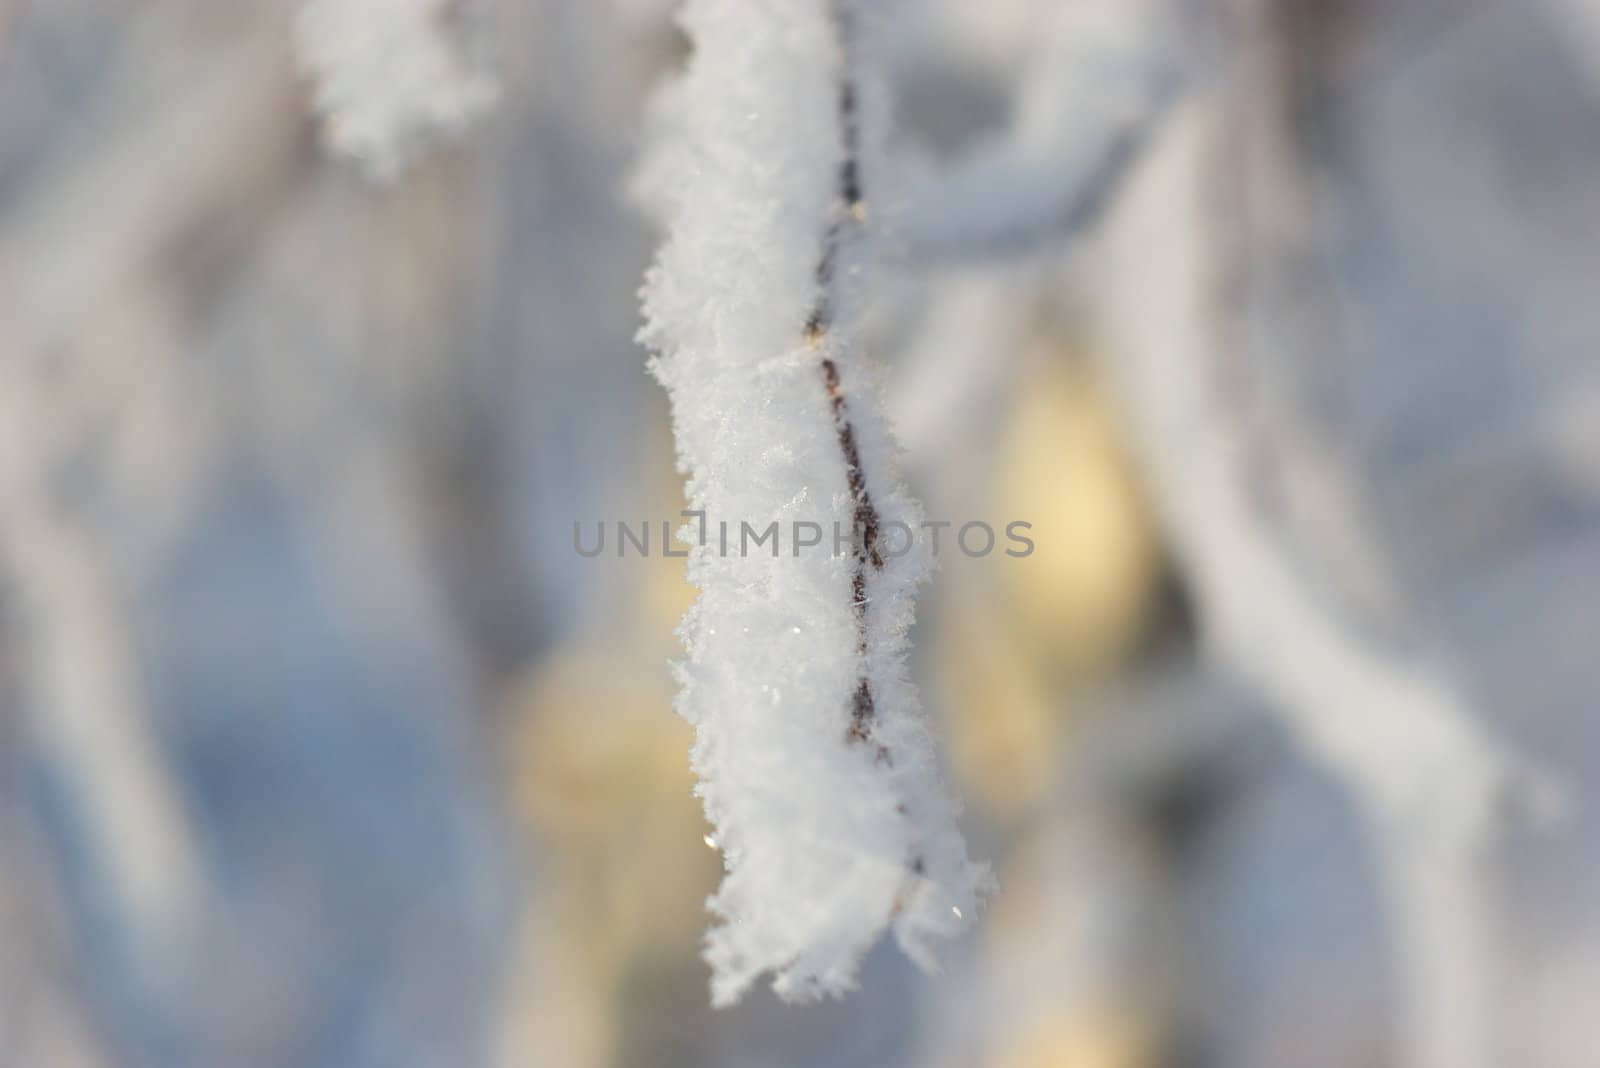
[886,266,1037,482]
[886,3,1563,1058]
[295,0,498,181]
[896,0,1187,263]
[0,17,296,1009]
[639,0,989,1007]
[0,356,207,1026]
[1097,78,1553,1068]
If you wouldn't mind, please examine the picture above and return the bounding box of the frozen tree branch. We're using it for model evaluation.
[295,0,498,181]
[638,0,990,1007]
[886,266,1038,482]
[880,2,1568,1057]
[0,343,208,1038]
[1097,76,1555,1068]
[895,0,1188,264]
[0,16,302,1021]
[2,22,300,357]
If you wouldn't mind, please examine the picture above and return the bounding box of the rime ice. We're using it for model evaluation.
[637,0,991,1007]
[295,0,498,181]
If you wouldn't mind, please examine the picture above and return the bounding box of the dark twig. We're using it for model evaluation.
[804,1,889,762]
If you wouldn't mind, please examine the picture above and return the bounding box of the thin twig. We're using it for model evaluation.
[804,1,891,764]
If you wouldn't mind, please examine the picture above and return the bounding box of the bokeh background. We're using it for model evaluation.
[3,1,1599,1066]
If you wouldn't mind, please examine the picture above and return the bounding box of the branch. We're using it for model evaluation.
[638,0,990,1007]
[1096,43,1557,1068]
[295,0,499,181]
[895,0,1188,264]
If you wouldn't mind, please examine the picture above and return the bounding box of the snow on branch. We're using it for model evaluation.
[1098,85,1560,1068]
[295,0,498,181]
[638,0,991,1007]
[897,0,1186,263]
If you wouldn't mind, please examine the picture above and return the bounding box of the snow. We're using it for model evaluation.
[295,0,498,181]
[637,0,991,1007]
